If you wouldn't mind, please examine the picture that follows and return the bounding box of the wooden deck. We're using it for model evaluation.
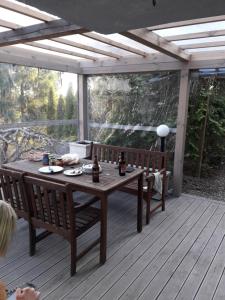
[1,192,225,300]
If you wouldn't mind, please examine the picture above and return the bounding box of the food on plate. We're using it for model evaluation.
[61,153,80,165]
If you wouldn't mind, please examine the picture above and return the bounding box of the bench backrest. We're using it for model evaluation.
[90,143,166,175]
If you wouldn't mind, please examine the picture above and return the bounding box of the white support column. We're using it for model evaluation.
[173,68,190,196]
[78,74,88,141]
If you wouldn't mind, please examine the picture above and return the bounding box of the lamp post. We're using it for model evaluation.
[156,124,170,152]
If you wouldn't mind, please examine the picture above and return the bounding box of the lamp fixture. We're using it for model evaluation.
[153,0,157,6]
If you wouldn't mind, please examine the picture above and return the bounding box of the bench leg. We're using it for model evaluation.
[146,198,150,224]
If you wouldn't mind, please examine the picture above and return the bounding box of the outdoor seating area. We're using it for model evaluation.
[2,193,225,299]
[0,1,225,299]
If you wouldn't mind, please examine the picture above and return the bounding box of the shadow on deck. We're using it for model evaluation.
[1,192,225,300]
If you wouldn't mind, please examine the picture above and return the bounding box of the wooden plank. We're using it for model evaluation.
[182,40,225,49]
[122,29,190,62]
[148,15,225,31]
[137,204,222,300]
[63,198,200,299]
[175,205,225,300]
[173,69,190,196]
[156,204,225,300]
[4,195,223,300]
[0,19,88,47]
[28,41,96,61]
[83,32,147,57]
[0,0,56,22]
[166,29,225,42]
[78,75,88,140]
[193,237,225,299]
[4,192,133,288]
[97,202,214,300]
[39,197,187,299]
[52,37,121,59]
[0,47,81,73]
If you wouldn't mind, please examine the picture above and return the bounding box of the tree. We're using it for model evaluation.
[56,95,65,138]
[47,87,56,135]
[64,83,77,138]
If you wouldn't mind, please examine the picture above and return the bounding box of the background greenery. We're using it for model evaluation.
[0,64,78,163]
[185,73,225,177]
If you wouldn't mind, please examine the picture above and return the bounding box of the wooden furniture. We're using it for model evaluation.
[89,143,167,224]
[3,159,144,264]
[23,175,101,276]
[0,167,28,219]
[0,167,51,256]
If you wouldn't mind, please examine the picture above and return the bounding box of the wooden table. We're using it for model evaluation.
[3,159,144,264]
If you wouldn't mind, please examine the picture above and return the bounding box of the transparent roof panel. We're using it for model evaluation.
[0,7,42,26]
[174,36,225,46]
[61,34,156,56]
[35,40,106,58]
[105,33,156,53]
[188,46,225,52]
[154,21,225,38]
[0,26,10,33]
[15,44,86,61]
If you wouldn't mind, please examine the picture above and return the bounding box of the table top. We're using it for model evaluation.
[3,159,144,194]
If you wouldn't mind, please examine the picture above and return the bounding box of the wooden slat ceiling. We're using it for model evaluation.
[0,0,224,68]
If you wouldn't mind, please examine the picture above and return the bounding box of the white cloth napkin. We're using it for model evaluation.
[153,171,162,194]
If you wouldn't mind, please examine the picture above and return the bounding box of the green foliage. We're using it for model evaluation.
[64,83,77,138]
[47,87,56,134]
[88,72,179,150]
[185,76,225,176]
[56,95,65,138]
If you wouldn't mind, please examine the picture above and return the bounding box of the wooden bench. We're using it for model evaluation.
[89,143,167,224]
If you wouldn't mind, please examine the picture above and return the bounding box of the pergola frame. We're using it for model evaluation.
[1,0,225,195]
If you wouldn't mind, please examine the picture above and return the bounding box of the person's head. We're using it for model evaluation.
[0,200,17,256]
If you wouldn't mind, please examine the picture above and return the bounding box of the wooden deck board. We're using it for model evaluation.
[1,192,224,300]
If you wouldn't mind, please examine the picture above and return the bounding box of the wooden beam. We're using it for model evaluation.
[0,46,81,73]
[0,19,88,47]
[0,0,147,59]
[78,75,88,140]
[0,19,18,29]
[148,15,225,31]
[166,29,225,42]
[181,40,225,50]
[0,0,55,21]
[82,32,147,57]
[173,69,190,196]
[0,19,119,59]
[28,41,96,61]
[122,29,190,62]
[51,37,121,59]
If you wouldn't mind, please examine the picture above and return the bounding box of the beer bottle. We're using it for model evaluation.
[119,152,126,176]
[92,155,100,182]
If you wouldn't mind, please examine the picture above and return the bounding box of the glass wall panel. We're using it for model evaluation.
[0,64,78,164]
[87,72,179,151]
[185,69,225,177]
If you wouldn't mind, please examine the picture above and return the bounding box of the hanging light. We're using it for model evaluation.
[153,0,157,6]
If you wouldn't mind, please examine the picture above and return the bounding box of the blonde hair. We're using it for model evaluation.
[0,200,17,256]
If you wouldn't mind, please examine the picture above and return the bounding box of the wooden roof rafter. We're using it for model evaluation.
[0,1,121,59]
[0,0,150,58]
[0,19,88,47]
[166,29,225,42]
[122,29,191,62]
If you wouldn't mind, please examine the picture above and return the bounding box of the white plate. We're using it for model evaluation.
[38,166,64,174]
[63,168,83,176]
[83,164,102,174]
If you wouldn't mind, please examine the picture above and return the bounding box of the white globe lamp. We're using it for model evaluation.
[156,124,170,152]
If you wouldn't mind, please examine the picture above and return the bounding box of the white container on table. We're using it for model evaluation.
[69,141,92,158]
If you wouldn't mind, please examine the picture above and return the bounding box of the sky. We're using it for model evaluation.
[59,72,78,96]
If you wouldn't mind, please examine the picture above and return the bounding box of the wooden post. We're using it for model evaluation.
[173,68,190,196]
[78,74,88,141]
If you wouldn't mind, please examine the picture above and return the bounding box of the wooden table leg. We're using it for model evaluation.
[100,194,108,264]
[137,172,143,233]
